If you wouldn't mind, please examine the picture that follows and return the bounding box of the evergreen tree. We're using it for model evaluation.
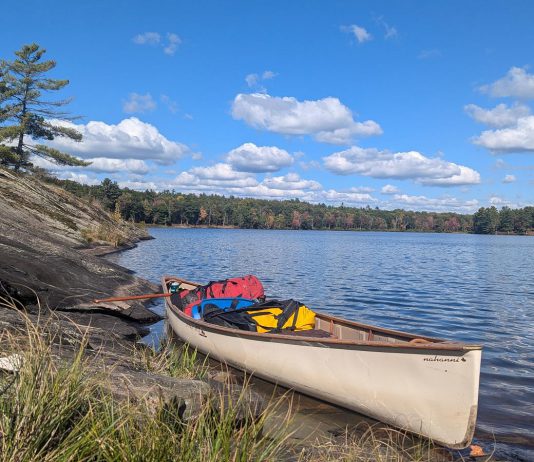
[498,207,514,233]
[473,206,499,234]
[99,178,122,210]
[0,43,88,170]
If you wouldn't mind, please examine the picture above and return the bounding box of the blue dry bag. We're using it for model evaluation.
[191,297,255,319]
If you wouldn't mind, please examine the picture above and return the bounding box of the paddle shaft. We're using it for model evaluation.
[93,293,171,303]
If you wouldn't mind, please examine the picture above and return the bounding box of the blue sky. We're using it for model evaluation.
[2,0,534,212]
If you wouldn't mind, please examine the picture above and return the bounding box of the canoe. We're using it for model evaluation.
[162,275,482,449]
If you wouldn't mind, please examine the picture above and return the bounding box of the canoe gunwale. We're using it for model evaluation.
[162,275,482,352]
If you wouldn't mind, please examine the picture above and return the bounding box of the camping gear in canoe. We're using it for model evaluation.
[162,275,482,449]
[200,298,317,333]
[176,275,265,317]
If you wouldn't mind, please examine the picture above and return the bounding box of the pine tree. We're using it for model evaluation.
[473,206,499,234]
[100,178,122,211]
[498,206,514,233]
[0,43,88,170]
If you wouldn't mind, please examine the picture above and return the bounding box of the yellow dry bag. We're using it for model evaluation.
[247,300,316,333]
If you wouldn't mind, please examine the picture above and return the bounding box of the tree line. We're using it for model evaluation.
[472,206,534,235]
[40,176,534,235]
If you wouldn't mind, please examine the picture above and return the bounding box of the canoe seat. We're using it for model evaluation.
[281,329,334,338]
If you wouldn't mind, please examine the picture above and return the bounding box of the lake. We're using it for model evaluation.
[107,228,534,460]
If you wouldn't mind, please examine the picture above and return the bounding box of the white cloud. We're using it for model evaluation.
[132,31,181,55]
[245,70,277,89]
[118,180,159,191]
[83,158,150,175]
[502,174,516,183]
[31,155,148,176]
[262,70,276,80]
[375,16,397,39]
[30,155,66,170]
[132,32,161,45]
[123,93,157,114]
[341,25,373,43]
[164,33,181,55]
[472,115,534,152]
[226,143,293,173]
[238,178,367,203]
[480,67,534,99]
[46,117,190,165]
[57,172,101,186]
[165,166,325,200]
[488,195,522,208]
[465,103,530,127]
[245,74,259,88]
[418,165,482,186]
[262,172,322,191]
[172,163,258,191]
[314,124,381,144]
[231,184,310,200]
[391,194,479,213]
[316,189,376,204]
[323,147,481,186]
[381,184,400,194]
[169,166,376,204]
[348,186,375,193]
[188,163,254,181]
[232,93,382,145]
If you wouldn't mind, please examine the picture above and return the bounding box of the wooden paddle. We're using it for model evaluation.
[93,281,184,304]
[93,293,172,303]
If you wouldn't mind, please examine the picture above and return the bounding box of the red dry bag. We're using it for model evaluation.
[180,275,265,316]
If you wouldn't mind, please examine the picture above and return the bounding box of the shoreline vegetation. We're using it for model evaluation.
[148,222,534,236]
[43,174,534,236]
[0,307,464,462]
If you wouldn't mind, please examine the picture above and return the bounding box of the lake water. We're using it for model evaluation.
[108,228,534,460]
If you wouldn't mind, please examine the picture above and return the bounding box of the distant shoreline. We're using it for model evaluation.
[146,223,534,236]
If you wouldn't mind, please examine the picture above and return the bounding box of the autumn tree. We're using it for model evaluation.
[0,43,88,170]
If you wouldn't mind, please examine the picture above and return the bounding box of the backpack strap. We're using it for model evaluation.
[203,307,226,321]
[273,300,300,332]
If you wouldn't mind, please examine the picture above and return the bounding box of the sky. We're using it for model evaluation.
[1,0,534,213]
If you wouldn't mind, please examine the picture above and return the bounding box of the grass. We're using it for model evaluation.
[0,294,291,461]
[295,425,455,462]
[80,223,128,247]
[134,338,210,380]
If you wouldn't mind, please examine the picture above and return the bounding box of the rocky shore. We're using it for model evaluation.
[0,168,161,337]
[0,168,226,416]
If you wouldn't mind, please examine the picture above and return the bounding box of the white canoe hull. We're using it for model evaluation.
[165,300,481,449]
